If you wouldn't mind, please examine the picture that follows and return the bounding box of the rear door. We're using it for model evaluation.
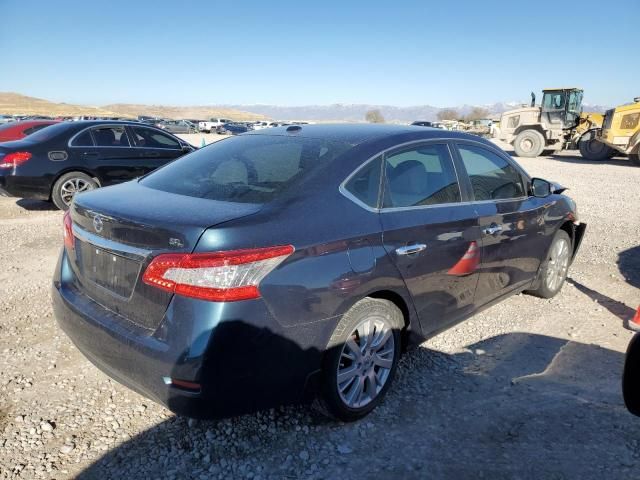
[380,141,482,334]
[74,125,145,185]
[453,141,546,306]
[128,125,184,172]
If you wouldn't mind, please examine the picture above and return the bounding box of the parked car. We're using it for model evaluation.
[157,120,197,134]
[198,118,232,133]
[0,115,15,125]
[219,122,252,135]
[0,120,194,210]
[0,120,60,142]
[411,121,434,127]
[52,124,585,421]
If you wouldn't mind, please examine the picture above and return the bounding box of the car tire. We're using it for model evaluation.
[630,152,640,167]
[514,130,545,158]
[578,130,615,160]
[317,297,403,421]
[527,230,572,299]
[51,172,98,211]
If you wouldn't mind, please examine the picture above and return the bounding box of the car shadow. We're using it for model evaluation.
[15,198,58,211]
[546,153,634,167]
[75,329,637,479]
[618,245,640,290]
[566,277,637,327]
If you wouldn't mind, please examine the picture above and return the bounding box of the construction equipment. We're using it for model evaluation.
[494,88,603,157]
[579,97,640,165]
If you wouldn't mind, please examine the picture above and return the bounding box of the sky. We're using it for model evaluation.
[1,0,638,108]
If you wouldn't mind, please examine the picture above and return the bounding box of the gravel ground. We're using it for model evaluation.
[1,148,639,479]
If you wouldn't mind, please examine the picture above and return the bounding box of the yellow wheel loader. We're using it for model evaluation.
[494,88,603,157]
[579,97,640,165]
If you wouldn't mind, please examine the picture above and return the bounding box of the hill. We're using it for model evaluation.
[102,103,268,121]
[0,92,124,118]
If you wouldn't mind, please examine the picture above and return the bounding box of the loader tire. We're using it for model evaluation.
[578,130,615,161]
[630,153,640,167]
[514,130,545,158]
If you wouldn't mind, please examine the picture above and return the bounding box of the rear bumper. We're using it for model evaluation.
[52,249,323,418]
[0,173,50,200]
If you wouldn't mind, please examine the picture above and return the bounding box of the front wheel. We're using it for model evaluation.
[527,230,572,299]
[317,298,403,421]
[51,172,98,210]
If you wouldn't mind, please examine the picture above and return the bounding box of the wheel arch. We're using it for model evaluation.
[366,289,415,352]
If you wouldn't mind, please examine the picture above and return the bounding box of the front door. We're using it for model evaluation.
[454,142,546,306]
[128,125,184,173]
[380,142,482,335]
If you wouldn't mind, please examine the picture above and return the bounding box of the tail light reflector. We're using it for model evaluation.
[142,245,294,302]
[63,211,74,250]
[0,151,32,169]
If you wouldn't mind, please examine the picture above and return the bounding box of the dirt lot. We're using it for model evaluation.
[1,149,639,479]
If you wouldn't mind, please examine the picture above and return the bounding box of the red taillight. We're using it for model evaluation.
[0,151,32,169]
[142,245,294,302]
[63,211,74,250]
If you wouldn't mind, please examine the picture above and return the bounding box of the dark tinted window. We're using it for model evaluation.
[131,126,180,149]
[458,144,525,200]
[383,144,461,208]
[23,124,52,136]
[71,130,94,147]
[21,122,73,142]
[92,126,129,147]
[142,135,351,204]
[344,156,382,208]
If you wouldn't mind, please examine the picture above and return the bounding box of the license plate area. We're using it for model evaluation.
[77,241,141,299]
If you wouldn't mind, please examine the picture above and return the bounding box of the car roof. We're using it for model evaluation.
[245,123,481,145]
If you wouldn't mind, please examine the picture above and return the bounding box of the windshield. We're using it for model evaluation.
[141,134,352,204]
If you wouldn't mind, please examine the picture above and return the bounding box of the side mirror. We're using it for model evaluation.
[531,178,551,197]
[181,144,194,153]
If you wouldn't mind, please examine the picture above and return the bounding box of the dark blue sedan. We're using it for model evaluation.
[52,124,585,420]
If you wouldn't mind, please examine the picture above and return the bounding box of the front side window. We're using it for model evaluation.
[130,126,180,149]
[92,126,129,147]
[457,144,525,201]
[567,91,582,113]
[542,92,566,110]
[344,156,382,208]
[383,143,461,208]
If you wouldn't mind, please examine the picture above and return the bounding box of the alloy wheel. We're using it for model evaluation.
[546,238,570,291]
[60,178,93,206]
[336,317,395,409]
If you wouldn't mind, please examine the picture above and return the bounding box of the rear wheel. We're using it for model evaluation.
[630,152,640,167]
[527,230,572,299]
[578,130,615,160]
[317,298,403,421]
[51,172,98,210]
[514,130,545,157]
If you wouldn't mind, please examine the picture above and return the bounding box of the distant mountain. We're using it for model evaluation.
[0,92,123,117]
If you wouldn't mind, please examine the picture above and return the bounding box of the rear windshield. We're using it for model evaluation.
[141,135,351,204]
[23,122,73,142]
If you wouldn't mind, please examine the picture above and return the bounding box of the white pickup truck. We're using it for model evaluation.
[198,118,232,133]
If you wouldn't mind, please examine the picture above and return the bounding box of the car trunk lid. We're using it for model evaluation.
[67,181,261,331]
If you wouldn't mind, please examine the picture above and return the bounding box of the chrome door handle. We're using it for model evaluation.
[483,224,503,235]
[395,244,427,256]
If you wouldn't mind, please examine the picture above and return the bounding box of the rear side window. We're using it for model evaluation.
[344,156,382,208]
[141,135,351,204]
[131,126,180,149]
[457,144,525,200]
[92,126,130,147]
[383,143,461,208]
[72,130,94,147]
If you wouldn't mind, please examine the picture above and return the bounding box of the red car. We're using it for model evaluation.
[0,120,60,142]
